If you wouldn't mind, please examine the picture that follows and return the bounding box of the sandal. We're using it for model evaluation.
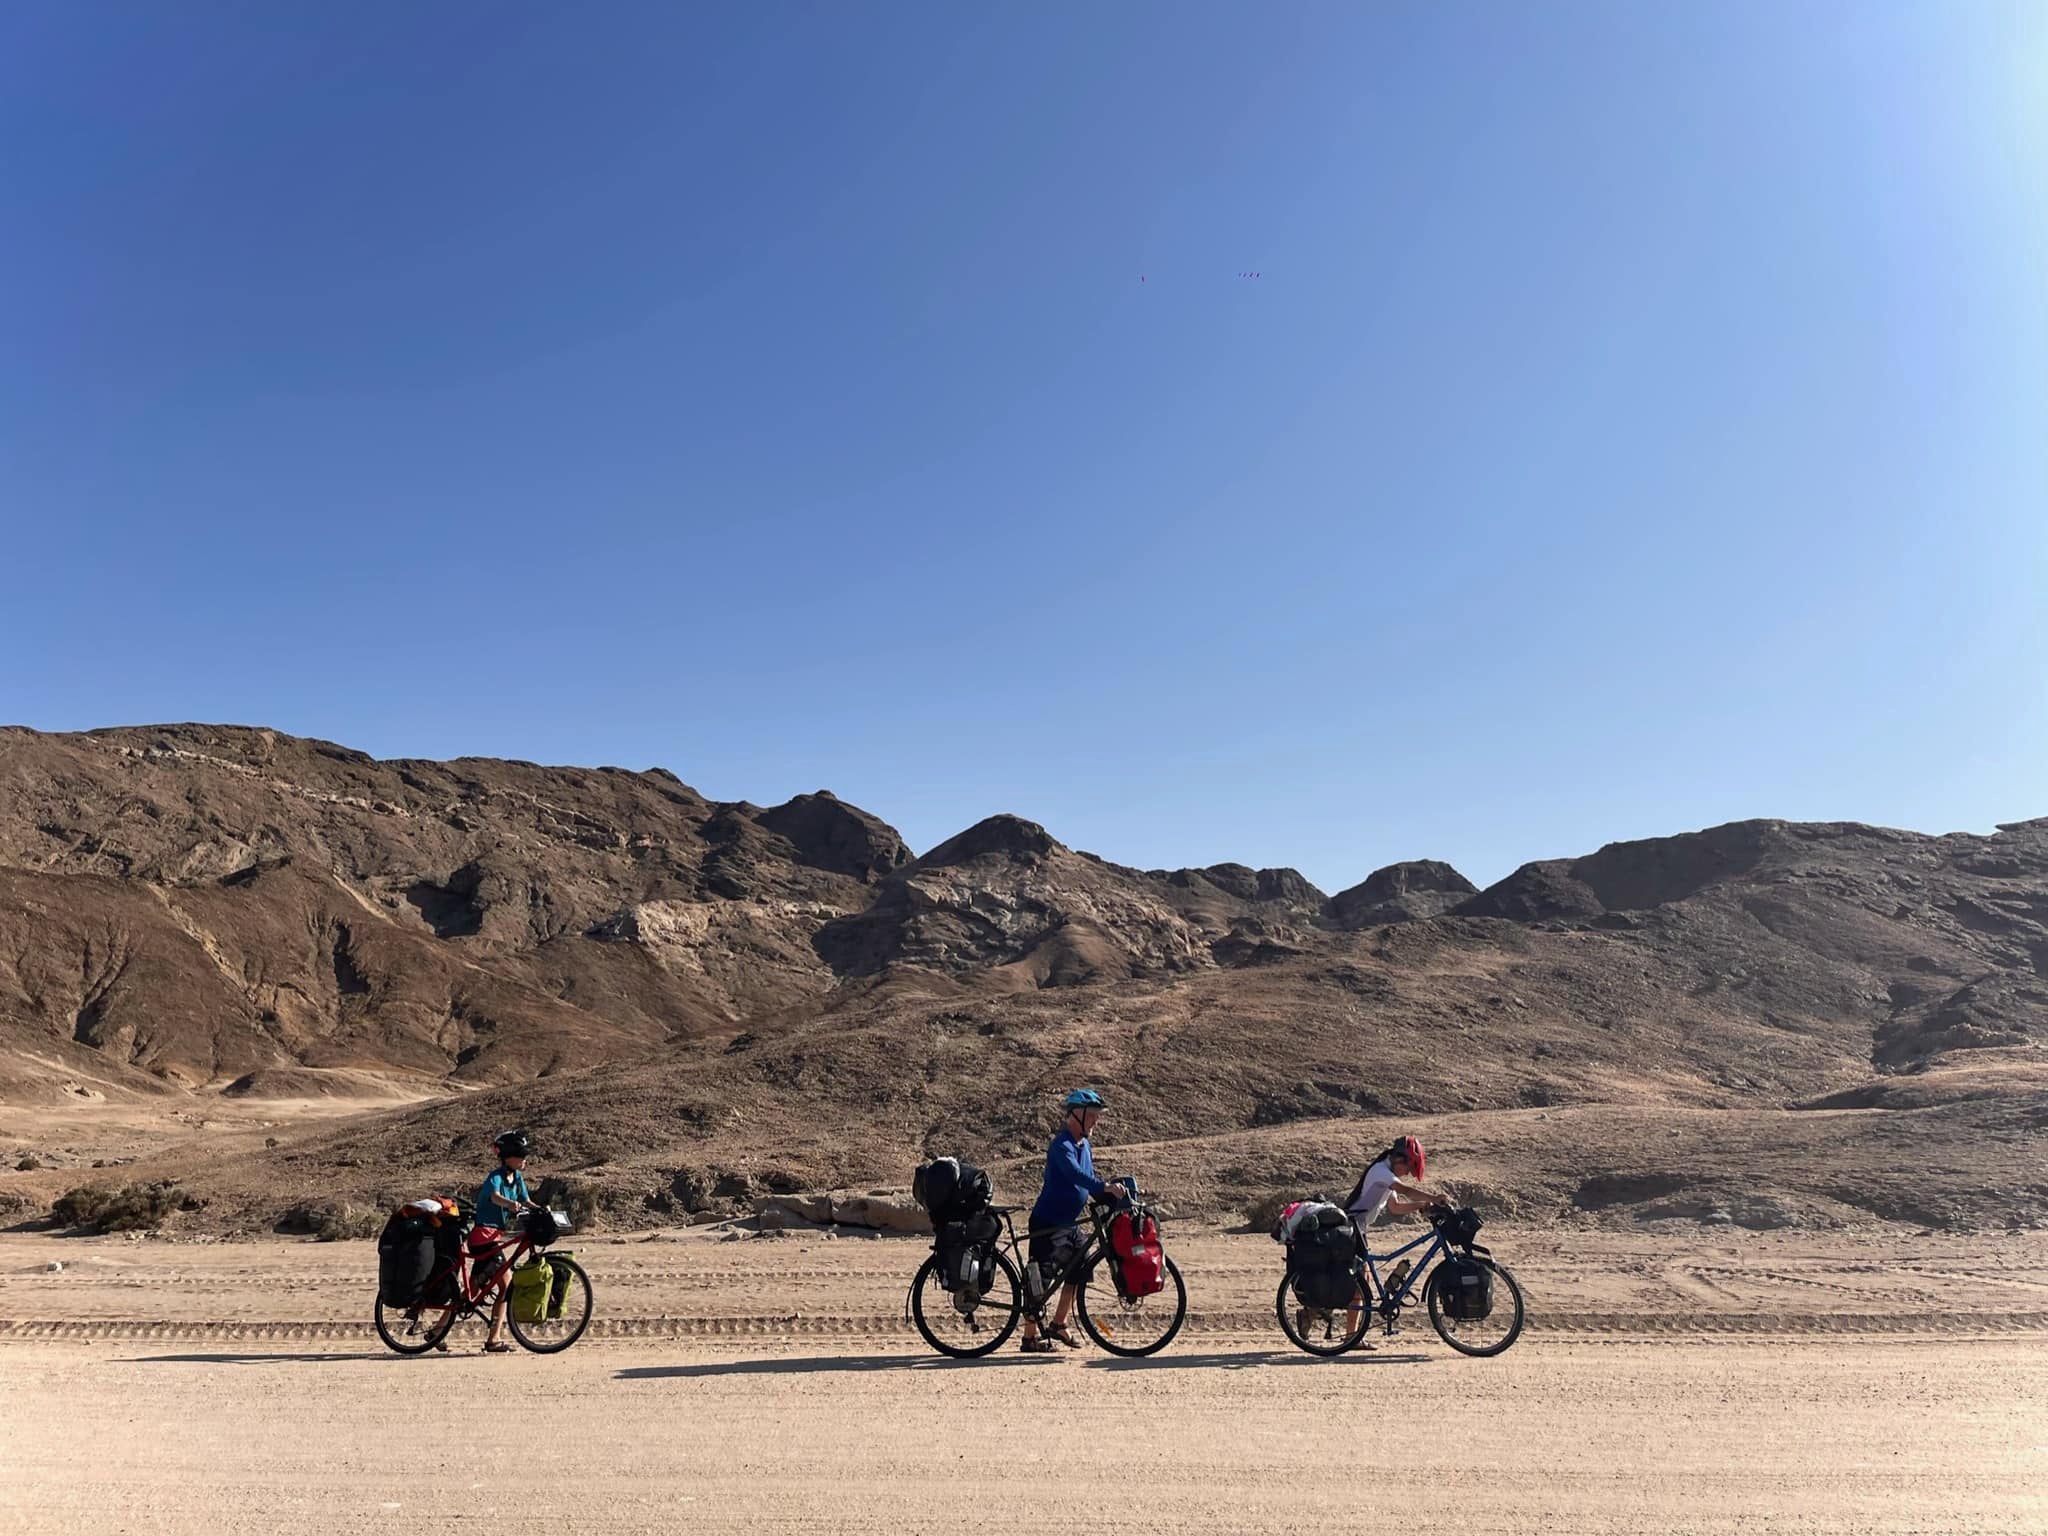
[483,1340,514,1354]
[1019,1336,1056,1354]
[1046,1323,1082,1349]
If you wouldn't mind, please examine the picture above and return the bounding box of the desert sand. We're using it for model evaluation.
[2,1225,2042,1535]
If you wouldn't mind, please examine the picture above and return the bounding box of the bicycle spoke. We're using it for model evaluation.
[1077,1255,1186,1357]
[1426,1258,1525,1356]
[911,1250,1022,1358]
[915,1271,1011,1350]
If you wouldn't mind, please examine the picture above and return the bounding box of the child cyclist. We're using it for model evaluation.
[475,1129,537,1354]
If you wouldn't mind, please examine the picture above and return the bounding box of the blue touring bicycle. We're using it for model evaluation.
[1278,1202,1525,1358]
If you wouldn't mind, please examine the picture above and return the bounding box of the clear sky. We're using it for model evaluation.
[4,3,2044,892]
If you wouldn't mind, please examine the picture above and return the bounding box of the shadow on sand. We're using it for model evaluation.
[126,1351,395,1366]
[617,1352,1060,1380]
[1086,1349,1434,1371]
[615,1347,1433,1379]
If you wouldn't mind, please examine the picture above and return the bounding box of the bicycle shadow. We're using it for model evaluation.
[618,1353,1060,1380]
[125,1351,394,1365]
[1086,1349,1434,1371]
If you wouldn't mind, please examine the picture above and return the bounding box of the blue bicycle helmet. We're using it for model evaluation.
[1063,1089,1106,1111]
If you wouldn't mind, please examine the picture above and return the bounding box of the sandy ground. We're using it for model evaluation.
[2,1226,2044,1534]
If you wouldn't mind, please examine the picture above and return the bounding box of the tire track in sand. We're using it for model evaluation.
[4,1308,2045,1345]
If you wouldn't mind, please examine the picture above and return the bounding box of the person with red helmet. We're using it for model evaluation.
[1321,1135,1443,1340]
[1344,1135,1437,1229]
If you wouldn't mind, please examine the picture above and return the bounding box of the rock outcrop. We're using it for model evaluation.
[1325,860,1477,928]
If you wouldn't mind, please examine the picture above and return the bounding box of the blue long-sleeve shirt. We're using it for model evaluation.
[1029,1127,1106,1231]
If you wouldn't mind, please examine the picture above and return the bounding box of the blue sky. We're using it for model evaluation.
[4,2,2043,891]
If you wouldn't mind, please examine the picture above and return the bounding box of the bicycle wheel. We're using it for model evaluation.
[1274,1272,1371,1357]
[1076,1254,1186,1357]
[911,1250,1023,1358]
[374,1296,458,1356]
[1426,1257,1524,1357]
[507,1256,594,1354]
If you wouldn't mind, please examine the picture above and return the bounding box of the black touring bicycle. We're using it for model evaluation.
[906,1158,1188,1358]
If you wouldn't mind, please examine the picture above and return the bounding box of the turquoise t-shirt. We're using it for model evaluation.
[477,1168,529,1230]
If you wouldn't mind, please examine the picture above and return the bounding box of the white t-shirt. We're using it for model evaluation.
[1345,1157,1400,1227]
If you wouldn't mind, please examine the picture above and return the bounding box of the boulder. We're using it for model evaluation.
[828,1193,929,1234]
[753,1193,832,1226]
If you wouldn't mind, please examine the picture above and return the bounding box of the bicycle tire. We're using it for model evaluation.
[1076,1254,1186,1357]
[911,1250,1023,1358]
[1426,1256,1524,1357]
[374,1296,457,1356]
[507,1255,594,1354]
[1274,1272,1372,1357]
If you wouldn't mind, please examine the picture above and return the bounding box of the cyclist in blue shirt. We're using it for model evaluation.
[477,1129,535,1353]
[1020,1089,1128,1352]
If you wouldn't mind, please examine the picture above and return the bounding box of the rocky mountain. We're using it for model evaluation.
[0,725,906,1096]
[2,724,2044,1236]
[0,726,1320,1098]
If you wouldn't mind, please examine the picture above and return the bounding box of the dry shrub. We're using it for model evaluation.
[51,1184,115,1228]
[277,1199,384,1241]
[54,1181,185,1233]
[1241,1190,1295,1233]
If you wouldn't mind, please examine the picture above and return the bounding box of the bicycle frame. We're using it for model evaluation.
[994,1200,1121,1315]
[423,1226,539,1316]
[1357,1223,1452,1311]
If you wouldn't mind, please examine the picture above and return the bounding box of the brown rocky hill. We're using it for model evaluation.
[2,725,2044,1235]
[0,726,1320,1099]
[0,724,904,1097]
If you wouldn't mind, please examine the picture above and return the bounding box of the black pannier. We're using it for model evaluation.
[1437,1256,1494,1321]
[913,1157,993,1225]
[1290,1217,1362,1311]
[422,1219,465,1306]
[376,1214,435,1308]
[932,1207,1002,1296]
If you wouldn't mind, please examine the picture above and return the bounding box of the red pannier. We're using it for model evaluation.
[1109,1208,1166,1298]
